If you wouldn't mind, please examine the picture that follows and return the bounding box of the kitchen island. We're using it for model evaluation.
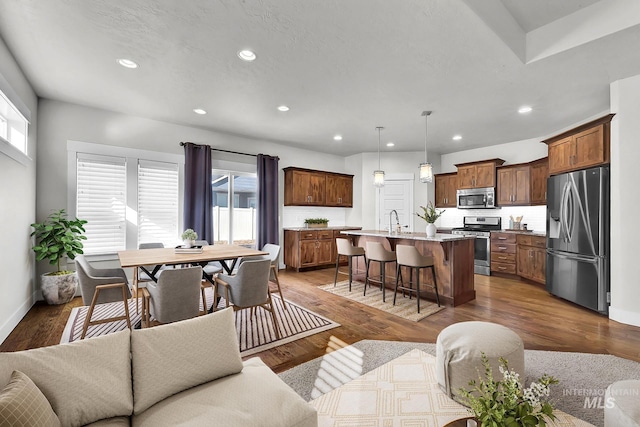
[340,230,476,306]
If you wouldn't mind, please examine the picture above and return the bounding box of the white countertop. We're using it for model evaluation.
[340,229,475,242]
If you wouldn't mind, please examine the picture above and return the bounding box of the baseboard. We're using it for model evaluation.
[0,291,36,344]
[609,306,640,327]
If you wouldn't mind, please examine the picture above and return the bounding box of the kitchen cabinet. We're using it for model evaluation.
[543,114,614,176]
[490,232,517,274]
[284,229,334,271]
[529,157,549,205]
[284,167,353,207]
[497,165,530,206]
[516,234,546,284]
[434,173,457,208]
[325,174,353,207]
[455,159,505,189]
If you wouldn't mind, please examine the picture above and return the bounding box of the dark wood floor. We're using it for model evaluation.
[2,268,639,374]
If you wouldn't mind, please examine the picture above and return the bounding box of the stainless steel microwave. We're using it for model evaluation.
[457,187,496,209]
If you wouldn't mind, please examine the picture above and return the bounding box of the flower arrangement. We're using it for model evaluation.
[415,202,444,224]
[181,229,198,241]
[458,353,558,427]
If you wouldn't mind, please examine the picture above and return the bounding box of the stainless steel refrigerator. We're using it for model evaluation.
[546,166,610,314]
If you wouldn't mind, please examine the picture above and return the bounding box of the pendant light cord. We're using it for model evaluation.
[422,111,431,163]
[376,126,384,169]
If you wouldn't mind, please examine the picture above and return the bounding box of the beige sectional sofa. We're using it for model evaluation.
[0,308,317,427]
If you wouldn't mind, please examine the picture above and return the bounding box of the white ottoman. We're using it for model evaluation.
[436,321,525,403]
[605,380,640,426]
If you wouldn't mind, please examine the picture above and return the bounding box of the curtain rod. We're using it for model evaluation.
[180,141,259,158]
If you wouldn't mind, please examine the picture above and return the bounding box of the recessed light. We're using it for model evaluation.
[277,105,290,112]
[518,106,532,114]
[193,108,207,115]
[386,142,395,147]
[452,135,462,141]
[237,50,256,62]
[333,135,343,141]
[117,58,138,69]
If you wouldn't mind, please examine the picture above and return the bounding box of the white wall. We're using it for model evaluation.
[609,74,640,327]
[0,38,38,343]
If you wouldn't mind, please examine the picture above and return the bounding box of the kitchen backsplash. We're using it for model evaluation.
[437,205,547,232]
[282,206,348,228]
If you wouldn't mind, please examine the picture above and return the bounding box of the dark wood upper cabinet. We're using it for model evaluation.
[434,173,457,208]
[455,159,505,189]
[496,157,548,207]
[529,157,549,205]
[284,167,353,207]
[543,114,614,176]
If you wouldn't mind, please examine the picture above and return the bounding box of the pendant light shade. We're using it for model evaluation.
[373,126,385,187]
[419,111,433,183]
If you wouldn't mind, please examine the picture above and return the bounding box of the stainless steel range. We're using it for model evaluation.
[452,216,502,275]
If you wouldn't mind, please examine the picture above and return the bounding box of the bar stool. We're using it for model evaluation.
[334,238,366,291]
[364,241,397,302]
[394,244,440,313]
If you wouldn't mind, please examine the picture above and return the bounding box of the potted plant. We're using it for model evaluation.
[30,209,88,305]
[304,218,329,229]
[416,202,444,237]
[458,353,558,427]
[181,228,198,247]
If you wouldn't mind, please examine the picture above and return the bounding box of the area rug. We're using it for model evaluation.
[279,340,640,427]
[60,288,339,357]
[308,348,592,426]
[318,280,445,322]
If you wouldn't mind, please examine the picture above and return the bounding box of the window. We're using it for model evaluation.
[0,77,30,164]
[137,160,179,246]
[70,141,183,256]
[212,171,257,247]
[76,154,127,254]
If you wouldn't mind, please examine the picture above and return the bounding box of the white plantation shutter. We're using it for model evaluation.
[138,160,179,247]
[76,154,127,254]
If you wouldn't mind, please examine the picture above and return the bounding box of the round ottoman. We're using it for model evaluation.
[435,321,525,403]
[605,380,640,426]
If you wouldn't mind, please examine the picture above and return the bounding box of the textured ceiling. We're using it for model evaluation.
[0,0,638,157]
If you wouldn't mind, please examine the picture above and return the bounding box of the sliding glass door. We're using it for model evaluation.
[212,170,257,248]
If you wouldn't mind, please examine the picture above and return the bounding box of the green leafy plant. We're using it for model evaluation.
[416,202,445,224]
[458,353,558,427]
[181,228,198,240]
[30,209,88,275]
[304,218,329,224]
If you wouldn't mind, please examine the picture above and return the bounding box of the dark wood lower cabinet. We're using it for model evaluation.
[516,235,546,284]
[284,228,361,271]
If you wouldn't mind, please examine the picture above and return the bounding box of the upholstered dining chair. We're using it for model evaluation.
[75,255,132,339]
[237,244,286,309]
[193,240,222,313]
[142,266,203,326]
[213,258,280,339]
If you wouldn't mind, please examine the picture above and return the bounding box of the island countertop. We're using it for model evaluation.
[340,229,475,242]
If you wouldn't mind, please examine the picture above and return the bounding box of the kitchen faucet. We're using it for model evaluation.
[389,209,400,234]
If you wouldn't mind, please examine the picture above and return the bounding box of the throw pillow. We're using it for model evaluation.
[131,307,243,414]
[0,370,60,427]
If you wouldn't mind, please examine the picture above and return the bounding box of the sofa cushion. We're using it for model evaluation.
[131,307,243,414]
[132,357,317,427]
[0,370,60,427]
[84,416,131,426]
[0,329,133,427]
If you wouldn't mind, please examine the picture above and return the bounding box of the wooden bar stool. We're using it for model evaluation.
[394,244,440,313]
[364,241,397,302]
[334,238,366,291]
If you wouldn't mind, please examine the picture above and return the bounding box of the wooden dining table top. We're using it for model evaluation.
[117,244,268,268]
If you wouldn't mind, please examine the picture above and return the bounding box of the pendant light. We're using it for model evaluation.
[373,126,385,187]
[419,110,433,183]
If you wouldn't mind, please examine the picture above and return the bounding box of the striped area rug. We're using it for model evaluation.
[60,288,340,357]
[318,280,445,322]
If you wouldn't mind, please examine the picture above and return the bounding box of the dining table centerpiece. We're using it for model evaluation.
[416,202,444,237]
[181,228,198,247]
[458,353,558,427]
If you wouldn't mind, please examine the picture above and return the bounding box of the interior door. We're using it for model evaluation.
[376,178,414,232]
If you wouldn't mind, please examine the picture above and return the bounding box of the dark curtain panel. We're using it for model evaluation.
[257,154,279,248]
[183,143,213,245]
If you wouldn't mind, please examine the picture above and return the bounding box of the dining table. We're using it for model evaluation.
[117,244,268,313]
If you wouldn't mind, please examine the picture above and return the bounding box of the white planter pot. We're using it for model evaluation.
[183,239,195,248]
[41,272,77,305]
[426,223,437,238]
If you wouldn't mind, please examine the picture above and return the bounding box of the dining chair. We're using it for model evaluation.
[238,244,285,307]
[142,266,203,326]
[214,258,280,339]
[394,244,440,313]
[193,240,222,312]
[75,255,132,339]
